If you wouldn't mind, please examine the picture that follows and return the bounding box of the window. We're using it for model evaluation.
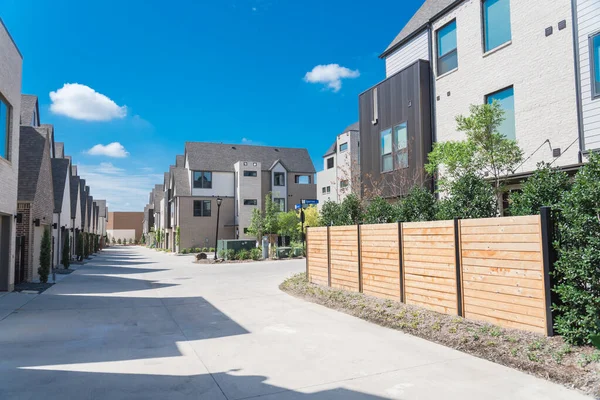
[340,180,349,189]
[193,200,211,217]
[244,199,258,205]
[274,198,285,211]
[437,20,458,75]
[381,128,393,172]
[243,170,257,177]
[193,171,212,189]
[592,33,600,98]
[326,157,334,169]
[274,172,285,186]
[295,175,311,184]
[327,186,331,194]
[486,87,515,140]
[394,123,409,169]
[339,142,348,152]
[483,0,511,52]
[372,87,379,124]
[322,187,326,194]
[0,98,8,160]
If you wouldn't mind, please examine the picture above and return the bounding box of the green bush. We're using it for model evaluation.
[364,197,396,224]
[117,238,122,245]
[290,242,305,257]
[181,248,188,254]
[77,232,84,261]
[238,249,250,260]
[250,248,262,261]
[553,154,600,344]
[436,173,497,220]
[202,247,208,252]
[209,247,215,253]
[62,235,70,269]
[509,163,571,216]
[38,228,51,283]
[111,237,116,245]
[395,186,437,222]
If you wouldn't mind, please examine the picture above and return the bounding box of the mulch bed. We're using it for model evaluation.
[280,273,600,398]
[13,282,54,294]
[55,269,74,275]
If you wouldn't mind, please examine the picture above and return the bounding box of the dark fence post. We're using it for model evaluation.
[540,207,556,336]
[357,224,363,293]
[327,226,331,287]
[398,222,404,303]
[305,226,310,280]
[453,218,463,317]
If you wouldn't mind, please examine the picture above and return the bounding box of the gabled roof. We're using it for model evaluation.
[51,158,70,213]
[323,141,337,157]
[185,142,315,173]
[343,122,359,132]
[153,185,164,206]
[72,165,78,175]
[20,95,38,126]
[175,155,184,167]
[163,171,170,187]
[70,175,80,219]
[96,200,107,218]
[172,167,190,197]
[381,0,456,58]
[55,142,65,158]
[18,127,49,201]
[80,179,87,226]
[268,159,289,171]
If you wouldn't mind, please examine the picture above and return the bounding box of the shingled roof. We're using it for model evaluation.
[18,127,49,201]
[55,142,65,159]
[172,167,190,197]
[185,142,315,173]
[175,155,184,167]
[381,0,456,58]
[96,200,107,218]
[70,175,80,219]
[153,185,164,206]
[80,179,87,227]
[51,158,70,213]
[20,95,38,126]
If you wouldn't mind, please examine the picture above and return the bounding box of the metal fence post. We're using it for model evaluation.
[305,226,309,280]
[357,224,362,293]
[453,218,463,317]
[540,207,556,336]
[327,226,331,287]
[398,221,404,303]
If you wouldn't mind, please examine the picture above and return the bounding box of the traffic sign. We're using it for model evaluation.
[301,199,319,205]
[295,204,302,210]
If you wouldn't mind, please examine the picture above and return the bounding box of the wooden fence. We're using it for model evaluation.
[306,211,555,335]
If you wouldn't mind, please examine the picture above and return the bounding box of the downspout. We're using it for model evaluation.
[427,23,439,198]
[570,0,584,162]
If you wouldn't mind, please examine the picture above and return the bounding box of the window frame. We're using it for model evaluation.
[326,157,334,169]
[193,171,212,189]
[436,19,458,76]
[591,32,600,99]
[322,187,326,194]
[243,199,258,206]
[243,170,257,177]
[482,0,512,53]
[0,96,10,162]
[339,142,348,152]
[340,180,349,189]
[326,186,331,194]
[380,128,393,173]
[393,122,409,169]
[295,175,311,184]
[274,172,285,186]
[193,200,212,217]
[273,197,285,212]
[485,85,516,140]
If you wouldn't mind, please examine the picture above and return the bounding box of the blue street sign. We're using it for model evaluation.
[295,204,302,210]
[302,199,319,205]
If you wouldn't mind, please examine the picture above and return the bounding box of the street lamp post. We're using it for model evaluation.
[214,197,223,260]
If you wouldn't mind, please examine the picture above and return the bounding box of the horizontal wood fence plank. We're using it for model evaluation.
[460,233,540,243]
[461,241,541,252]
[460,215,540,227]
[462,272,543,290]
[462,249,542,262]
[461,224,540,235]
[463,295,545,318]
[462,280,543,299]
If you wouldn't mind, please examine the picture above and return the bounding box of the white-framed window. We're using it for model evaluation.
[381,128,393,172]
[339,142,348,152]
[193,171,212,189]
[340,180,349,189]
[482,0,512,52]
[486,86,515,140]
[591,32,600,99]
[436,20,458,75]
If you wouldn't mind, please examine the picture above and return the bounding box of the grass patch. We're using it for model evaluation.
[280,273,600,398]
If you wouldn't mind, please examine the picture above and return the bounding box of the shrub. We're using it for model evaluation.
[117,238,122,245]
[209,247,215,253]
[84,233,90,259]
[509,163,571,216]
[62,235,70,269]
[364,197,396,224]
[290,241,305,257]
[111,237,116,245]
[181,248,188,254]
[436,173,497,220]
[38,228,51,283]
[202,247,208,252]
[553,153,600,344]
[395,186,437,222]
[77,232,84,260]
[218,249,226,259]
[250,247,262,261]
[238,249,250,260]
[226,249,236,260]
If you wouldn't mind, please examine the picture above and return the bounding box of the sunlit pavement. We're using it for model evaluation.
[0,247,591,399]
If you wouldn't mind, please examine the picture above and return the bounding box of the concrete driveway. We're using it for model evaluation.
[0,247,591,400]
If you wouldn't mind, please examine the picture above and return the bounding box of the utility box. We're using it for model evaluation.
[217,239,256,257]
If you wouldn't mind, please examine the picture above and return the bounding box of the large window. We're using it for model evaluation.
[339,142,348,152]
[295,175,311,184]
[394,123,408,169]
[326,157,334,169]
[244,199,257,206]
[193,171,212,189]
[274,172,285,186]
[486,86,515,140]
[322,187,327,194]
[381,128,393,172]
[243,170,257,177]
[274,198,285,211]
[340,180,349,189]
[592,33,600,98]
[483,0,512,52]
[437,20,458,75]
[193,200,211,217]
[0,98,8,160]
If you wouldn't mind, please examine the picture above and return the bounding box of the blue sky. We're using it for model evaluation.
[2,0,422,211]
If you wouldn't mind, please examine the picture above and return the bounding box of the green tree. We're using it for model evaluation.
[38,227,51,283]
[299,205,320,232]
[247,208,264,241]
[320,201,341,226]
[395,186,437,222]
[111,236,116,245]
[339,194,364,225]
[436,173,497,220]
[509,163,571,216]
[83,233,89,259]
[364,197,396,224]
[61,235,70,269]
[175,226,180,249]
[277,210,299,245]
[553,153,600,344]
[117,238,122,245]
[263,194,280,235]
[77,232,84,261]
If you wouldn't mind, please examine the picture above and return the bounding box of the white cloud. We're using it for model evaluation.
[304,64,360,92]
[49,83,127,121]
[78,163,162,212]
[86,142,129,158]
[252,7,257,11]
[241,138,252,144]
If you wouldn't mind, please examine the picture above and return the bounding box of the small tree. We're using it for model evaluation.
[38,227,51,283]
[61,235,70,269]
[175,226,180,249]
[141,234,146,245]
[436,173,497,220]
[339,194,364,225]
[320,201,341,226]
[509,163,571,216]
[77,232,84,261]
[277,210,299,245]
[395,186,437,222]
[247,208,264,241]
[364,197,396,224]
[83,233,90,259]
[128,238,133,245]
[299,205,321,234]
[117,238,122,245]
[263,194,280,256]
[111,236,116,245]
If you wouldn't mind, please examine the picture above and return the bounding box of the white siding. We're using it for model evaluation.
[433,0,579,174]
[576,0,600,150]
[191,172,235,197]
[385,30,430,77]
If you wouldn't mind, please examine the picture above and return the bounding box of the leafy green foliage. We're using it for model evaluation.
[77,232,84,261]
[263,194,280,235]
[83,233,90,258]
[301,205,320,229]
[38,228,51,283]
[117,238,122,245]
[247,208,264,240]
[175,226,180,247]
[509,163,571,216]
[395,186,437,222]
[320,201,341,226]
[61,235,70,269]
[553,154,600,344]
[436,173,497,220]
[250,247,262,261]
[425,140,476,179]
[277,210,300,244]
[340,194,364,225]
[237,249,250,260]
[364,197,396,224]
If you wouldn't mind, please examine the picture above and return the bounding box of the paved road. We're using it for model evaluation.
[0,247,591,399]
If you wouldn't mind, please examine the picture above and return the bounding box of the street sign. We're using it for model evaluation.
[295,204,302,210]
[301,199,319,205]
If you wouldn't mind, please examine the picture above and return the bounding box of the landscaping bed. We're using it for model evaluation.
[14,282,54,294]
[280,273,600,397]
